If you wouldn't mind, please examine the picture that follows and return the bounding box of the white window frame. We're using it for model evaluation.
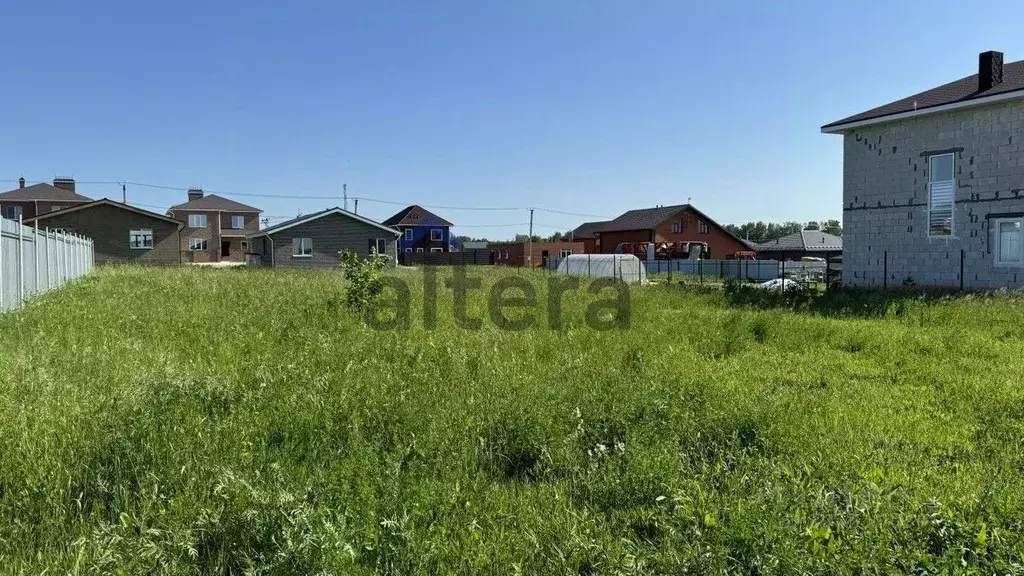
[671,222,680,233]
[50,205,66,212]
[405,247,412,253]
[698,220,708,234]
[188,214,208,228]
[240,240,249,252]
[231,215,245,229]
[559,248,573,258]
[4,205,22,220]
[430,247,443,253]
[928,153,955,237]
[416,247,424,253]
[129,228,154,249]
[189,238,207,251]
[369,238,387,255]
[430,228,443,241]
[292,237,313,257]
[405,229,413,240]
[993,216,1024,266]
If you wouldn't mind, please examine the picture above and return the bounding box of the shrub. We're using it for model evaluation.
[339,248,390,312]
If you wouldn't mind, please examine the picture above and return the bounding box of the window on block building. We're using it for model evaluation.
[368,238,387,255]
[928,153,955,236]
[4,205,22,220]
[431,229,443,241]
[188,214,207,228]
[559,248,573,258]
[698,220,709,234]
[231,215,245,229]
[129,229,153,249]
[994,218,1024,266]
[189,238,207,251]
[671,222,680,233]
[292,238,313,257]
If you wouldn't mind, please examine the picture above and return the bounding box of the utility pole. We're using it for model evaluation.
[528,208,534,267]
[343,183,348,211]
[122,183,127,204]
[354,198,359,214]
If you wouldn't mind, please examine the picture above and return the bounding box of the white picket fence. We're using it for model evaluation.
[0,216,95,312]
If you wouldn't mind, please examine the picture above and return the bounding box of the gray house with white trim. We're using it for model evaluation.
[823,50,1024,289]
[248,207,400,268]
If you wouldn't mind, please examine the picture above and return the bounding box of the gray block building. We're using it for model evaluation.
[248,207,399,268]
[823,50,1024,289]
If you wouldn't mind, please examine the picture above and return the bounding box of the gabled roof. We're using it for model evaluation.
[382,205,454,227]
[24,198,184,227]
[823,58,1024,132]
[167,194,262,213]
[755,230,842,253]
[569,220,610,239]
[249,207,400,238]
[0,182,93,203]
[601,204,690,232]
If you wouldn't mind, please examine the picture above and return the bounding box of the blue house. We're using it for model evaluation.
[383,205,456,253]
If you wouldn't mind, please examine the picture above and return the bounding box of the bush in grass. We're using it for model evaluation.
[339,248,389,312]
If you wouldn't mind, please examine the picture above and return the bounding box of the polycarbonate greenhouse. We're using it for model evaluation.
[555,253,646,284]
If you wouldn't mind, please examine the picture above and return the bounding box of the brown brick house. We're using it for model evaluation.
[569,220,610,253]
[597,204,750,259]
[488,240,585,267]
[0,177,93,221]
[25,199,184,265]
[166,187,262,263]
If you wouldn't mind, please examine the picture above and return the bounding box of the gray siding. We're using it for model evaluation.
[257,213,398,268]
[842,99,1024,289]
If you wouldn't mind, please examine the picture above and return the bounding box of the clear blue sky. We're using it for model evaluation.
[2,1,1023,239]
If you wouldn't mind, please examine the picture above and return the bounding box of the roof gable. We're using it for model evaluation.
[823,58,1024,131]
[755,230,842,252]
[382,205,454,227]
[0,183,94,203]
[167,193,262,213]
[570,220,610,239]
[250,207,400,237]
[25,198,185,227]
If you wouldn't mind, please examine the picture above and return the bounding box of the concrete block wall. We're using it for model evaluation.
[842,99,1024,289]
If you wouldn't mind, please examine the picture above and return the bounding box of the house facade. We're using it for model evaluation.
[25,199,183,265]
[488,240,585,267]
[248,207,400,268]
[823,50,1024,289]
[382,205,455,253]
[166,188,261,263]
[597,204,748,259]
[0,178,93,221]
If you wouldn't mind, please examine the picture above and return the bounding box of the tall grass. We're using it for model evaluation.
[0,265,1023,574]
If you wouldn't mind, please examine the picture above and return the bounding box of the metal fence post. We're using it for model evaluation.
[0,218,4,311]
[960,249,965,291]
[17,215,24,307]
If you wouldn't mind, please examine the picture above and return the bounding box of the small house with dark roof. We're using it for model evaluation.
[248,207,400,268]
[823,50,1024,289]
[26,199,184,265]
[569,220,609,253]
[754,230,842,262]
[0,178,93,221]
[597,204,749,259]
[166,187,262,264]
[382,205,455,253]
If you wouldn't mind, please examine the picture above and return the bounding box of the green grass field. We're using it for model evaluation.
[2,265,1024,574]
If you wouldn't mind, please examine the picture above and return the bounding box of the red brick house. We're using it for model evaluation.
[569,220,610,253]
[488,240,585,267]
[167,187,262,263]
[596,204,750,259]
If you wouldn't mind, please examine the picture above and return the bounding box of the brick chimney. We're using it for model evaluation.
[18,177,25,189]
[187,186,203,202]
[979,50,1004,92]
[53,178,76,193]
